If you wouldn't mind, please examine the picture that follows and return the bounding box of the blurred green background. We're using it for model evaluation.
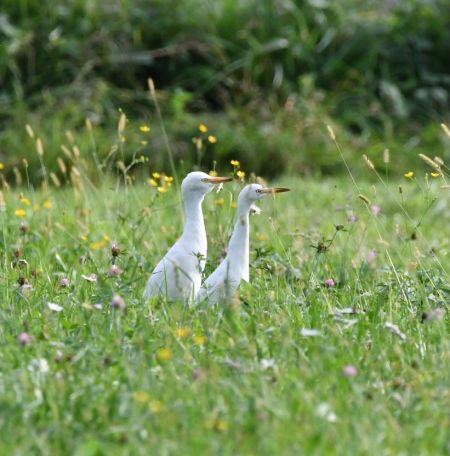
[1,0,450,182]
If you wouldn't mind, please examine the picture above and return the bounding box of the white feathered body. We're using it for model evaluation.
[144,196,207,302]
[197,210,250,304]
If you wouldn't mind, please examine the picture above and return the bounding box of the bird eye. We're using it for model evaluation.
[255,189,262,193]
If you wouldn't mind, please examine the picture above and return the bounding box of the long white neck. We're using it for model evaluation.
[181,193,207,255]
[226,203,251,282]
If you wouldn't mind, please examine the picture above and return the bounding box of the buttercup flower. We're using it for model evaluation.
[157,348,173,361]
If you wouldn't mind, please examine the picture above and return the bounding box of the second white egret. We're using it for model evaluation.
[196,183,290,304]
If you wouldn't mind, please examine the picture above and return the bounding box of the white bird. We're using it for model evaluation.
[143,171,232,302]
[196,183,290,304]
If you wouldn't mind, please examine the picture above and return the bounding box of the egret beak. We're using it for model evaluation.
[203,176,233,184]
[259,187,291,194]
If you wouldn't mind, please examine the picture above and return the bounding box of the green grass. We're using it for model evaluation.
[1,168,450,454]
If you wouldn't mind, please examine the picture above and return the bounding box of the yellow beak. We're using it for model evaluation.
[259,187,291,194]
[203,176,233,184]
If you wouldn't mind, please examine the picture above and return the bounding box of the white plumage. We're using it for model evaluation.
[197,183,290,304]
[143,171,232,302]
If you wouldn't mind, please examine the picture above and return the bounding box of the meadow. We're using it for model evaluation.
[1,1,450,453]
[1,130,450,454]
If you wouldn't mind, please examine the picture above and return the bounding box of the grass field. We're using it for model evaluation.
[1,164,450,454]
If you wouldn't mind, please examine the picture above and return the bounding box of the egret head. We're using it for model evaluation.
[238,184,290,206]
[181,172,232,199]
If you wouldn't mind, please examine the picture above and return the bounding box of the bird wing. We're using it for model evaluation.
[197,258,241,304]
[143,241,203,301]
[143,256,171,299]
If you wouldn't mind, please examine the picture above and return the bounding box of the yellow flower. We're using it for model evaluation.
[209,170,218,177]
[215,419,228,432]
[215,198,225,206]
[431,172,442,178]
[206,418,228,432]
[43,200,53,209]
[15,209,26,218]
[148,178,158,187]
[256,232,268,241]
[199,123,208,133]
[157,186,168,193]
[175,327,191,338]
[140,125,151,133]
[20,197,31,206]
[231,201,237,209]
[149,400,163,413]
[152,172,161,179]
[404,171,414,179]
[236,170,245,180]
[164,176,174,183]
[90,240,108,250]
[194,335,207,345]
[141,140,148,146]
[133,391,151,404]
[80,235,88,241]
[103,234,110,241]
[0,162,4,170]
[208,135,217,144]
[157,348,173,361]
[230,160,240,167]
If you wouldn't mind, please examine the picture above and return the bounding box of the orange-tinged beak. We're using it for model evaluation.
[259,187,291,194]
[203,176,233,184]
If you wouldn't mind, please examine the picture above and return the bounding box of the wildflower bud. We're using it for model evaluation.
[59,277,70,288]
[20,221,29,234]
[18,332,32,346]
[111,244,121,257]
[324,278,335,287]
[14,248,23,258]
[108,265,122,277]
[111,294,126,311]
[335,224,345,231]
[55,350,64,363]
[343,365,358,377]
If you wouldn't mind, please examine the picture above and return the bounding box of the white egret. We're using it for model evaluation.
[196,183,290,304]
[143,171,232,302]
